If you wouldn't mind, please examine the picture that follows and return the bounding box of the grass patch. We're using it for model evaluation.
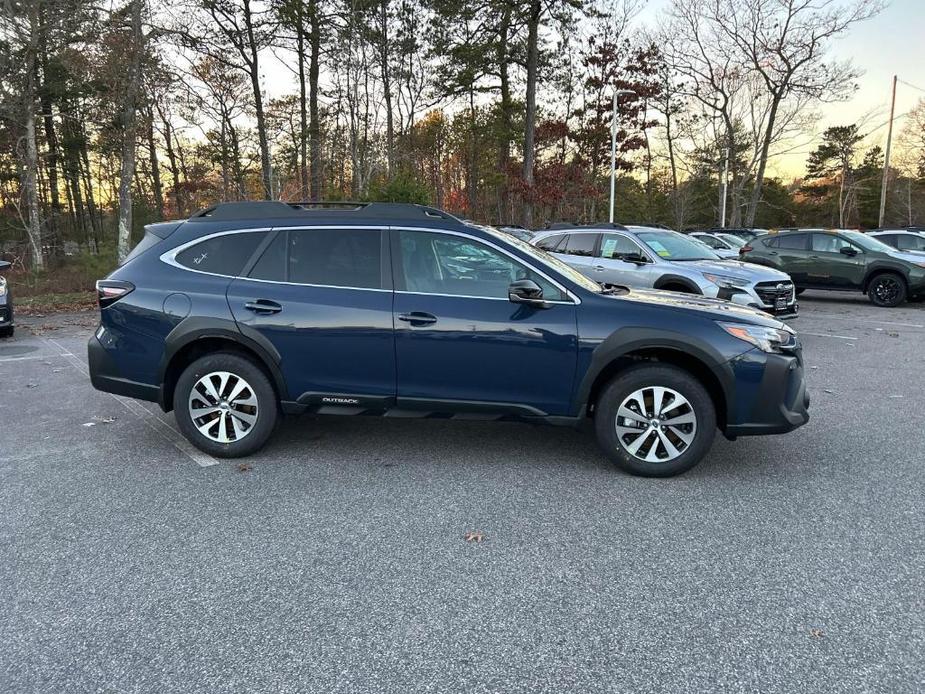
[16,291,97,315]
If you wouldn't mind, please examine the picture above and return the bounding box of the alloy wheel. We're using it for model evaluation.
[188,371,259,443]
[872,277,901,305]
[614,386,697,463]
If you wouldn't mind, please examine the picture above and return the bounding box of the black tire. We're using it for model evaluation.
[867,273,907,307]
[173,352,278,458]
[594,364,716,477]
[795,288,806,296]
[0,326,13,338]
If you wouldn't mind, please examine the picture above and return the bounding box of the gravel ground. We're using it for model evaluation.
[1,293,923,693]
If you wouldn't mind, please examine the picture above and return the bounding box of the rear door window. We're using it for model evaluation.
[564,233,599,257]
[174,231,265,276]
[896,234,925,251]
[288,229,382,288]
[777,234,809,250]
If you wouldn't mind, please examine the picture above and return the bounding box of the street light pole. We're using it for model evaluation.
[719,147,730,228]
[609,89,634,224]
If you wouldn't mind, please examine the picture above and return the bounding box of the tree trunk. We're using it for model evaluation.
[521,0,541,227]
[308,0,322,200]
[38,39,61,242]
[467,87,477,214]
[243,0,272,199]
[22,8,44,270]
[117,0,144,263]
[497,3,512,222]
[379,0,394,175]
[745,96,781,226]
[296,4,309,200]
[146,108,164,219]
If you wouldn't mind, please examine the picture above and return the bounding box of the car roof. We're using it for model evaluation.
[188,200,460,224]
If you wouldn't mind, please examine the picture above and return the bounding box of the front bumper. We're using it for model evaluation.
[724,348,810,437]
[714,282,799,318]
[0,292,13,327]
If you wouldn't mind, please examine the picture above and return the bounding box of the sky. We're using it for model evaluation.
[638,0,925,178]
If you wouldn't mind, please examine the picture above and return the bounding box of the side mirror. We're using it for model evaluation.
[839,246,858,256]
[0,260,9,271]
[621,252,648,265]
[508,279,549,308]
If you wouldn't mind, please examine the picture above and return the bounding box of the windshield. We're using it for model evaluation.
[841,230,899,253]
[482,226,602,292]
[636,231,720,261]
[717,233,746,248]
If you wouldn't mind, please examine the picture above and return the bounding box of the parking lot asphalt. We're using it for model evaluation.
[1,293,923,693]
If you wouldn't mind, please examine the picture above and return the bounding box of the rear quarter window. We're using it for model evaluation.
[174,231,265,276]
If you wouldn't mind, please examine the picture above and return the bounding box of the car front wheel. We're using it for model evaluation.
[174,352,278,457]
[867,273,906,307]
[594,364,716,477]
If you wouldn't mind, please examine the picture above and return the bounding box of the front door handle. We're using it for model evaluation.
[593,265,605,271]
[244,299,283,315]
[398,312,437,326]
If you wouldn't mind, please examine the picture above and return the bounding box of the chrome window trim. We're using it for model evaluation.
[391,226,581,304]
[158,224,580,302]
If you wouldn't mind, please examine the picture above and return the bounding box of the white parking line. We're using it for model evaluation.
[800,331,859,340]
[804,313,924,329]
[0,353,72,363]
[44,338,220,468]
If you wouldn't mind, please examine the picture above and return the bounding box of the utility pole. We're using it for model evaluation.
[878,75,897,228]
[609,89,634,223]
[719,147,730,228]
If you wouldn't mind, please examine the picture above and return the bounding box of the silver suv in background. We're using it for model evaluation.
[531,225,798,317]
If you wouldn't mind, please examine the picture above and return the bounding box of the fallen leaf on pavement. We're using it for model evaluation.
[809,629,824,638]
[464,531,486,543]
[237,463,252,472]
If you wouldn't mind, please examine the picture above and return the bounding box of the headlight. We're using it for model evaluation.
[718,321,796,353]
[703,273,750,288]
[0,277,6,297]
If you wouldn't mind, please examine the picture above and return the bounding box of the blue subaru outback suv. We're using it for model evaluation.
[89,201,809,476]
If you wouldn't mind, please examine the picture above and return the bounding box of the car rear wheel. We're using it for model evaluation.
[0,326,12,338]
[594,364,716,477]
[867,273,906,307]
[795,288,806,296]
[174,352,278,457]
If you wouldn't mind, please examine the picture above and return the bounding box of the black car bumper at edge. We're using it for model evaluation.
[0,293,12,327]
[724,350,810,438]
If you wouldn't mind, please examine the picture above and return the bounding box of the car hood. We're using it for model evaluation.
[885,249,925,262]
[669,258,790,281]
[610,287,786,328]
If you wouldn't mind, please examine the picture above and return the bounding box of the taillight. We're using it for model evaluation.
[96,280,135,308]
[740,245,753,254]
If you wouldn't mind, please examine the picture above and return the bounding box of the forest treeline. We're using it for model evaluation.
[2,0,924,273]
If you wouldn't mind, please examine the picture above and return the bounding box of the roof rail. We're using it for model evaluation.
[188,200,457,222]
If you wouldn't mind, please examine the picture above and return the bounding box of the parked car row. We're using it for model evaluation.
[89,202,810,477]
[528,224,799,318]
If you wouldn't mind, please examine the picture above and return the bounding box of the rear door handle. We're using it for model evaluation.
[244,299,283,315]
[398,312,437,326]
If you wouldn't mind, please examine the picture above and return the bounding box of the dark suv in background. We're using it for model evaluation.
[89,201,809,477]
[740,229,925,307]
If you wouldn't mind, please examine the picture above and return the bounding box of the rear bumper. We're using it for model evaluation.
[88,330,160,403]
[724,349,810,437]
